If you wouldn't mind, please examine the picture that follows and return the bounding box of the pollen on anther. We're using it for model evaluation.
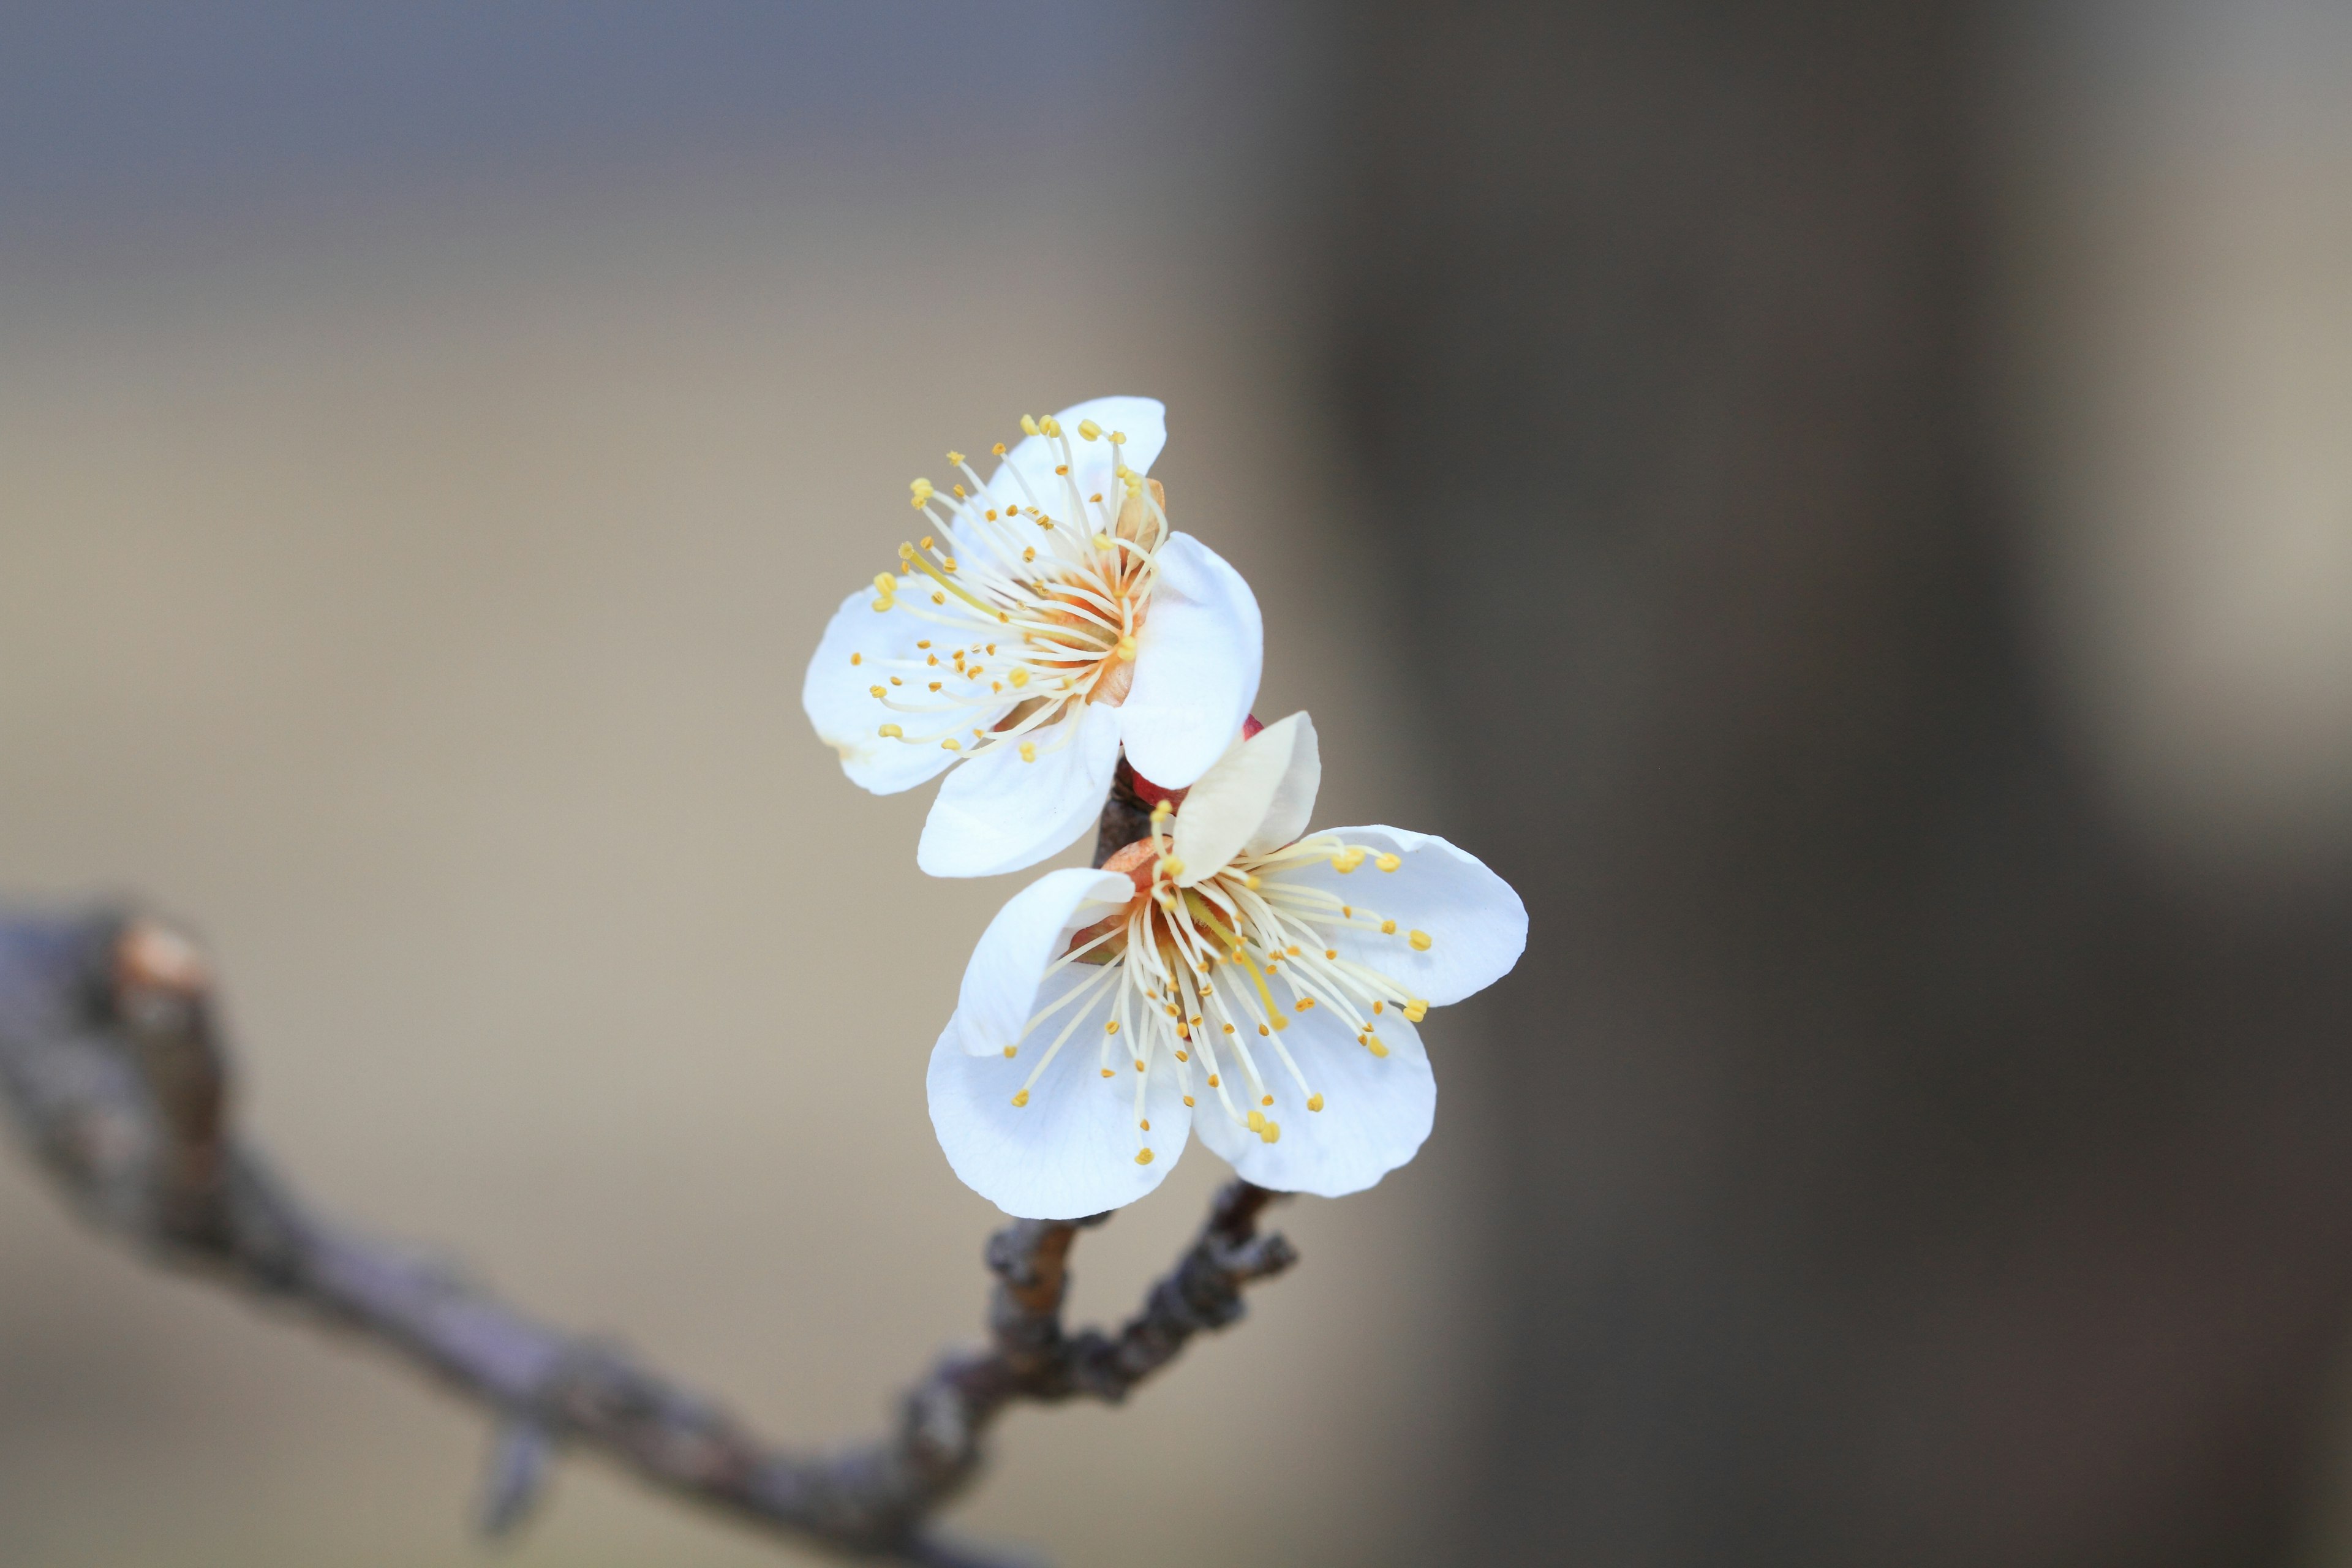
[1325,948,1338,959]
[1308,1093,1325,1112]
[1183,1095,1196,1107]
[1019,742,1037,763]
[1261,1094,1274,1107]
[1296,998,1316,1011]
[1133,1059,1145,1072]
[1011,1090,1030,1107]
[1100,1068,1114,1079]
[850,652,862,665]
[1139,1118,1150,1131]
[1381,919,1398,935]
[1409,930,1434,951]
[1261,1121,1281,1145]
[1376,853,1401,872]
[1175,1050,1189,1061]
[1207,1074,1221,1087]
[1105,1020,1120,1035]
[878,723,903,738]
[1135,1148,1155,1165]
[941,738,960,751]
[1257,1024,1270,1036]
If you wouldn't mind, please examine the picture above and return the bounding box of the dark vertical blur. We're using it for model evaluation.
[1330,4,2352,1565]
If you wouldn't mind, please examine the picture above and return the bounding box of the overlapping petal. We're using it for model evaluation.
[1171,712,1319,883]
[1119,533,1264,790]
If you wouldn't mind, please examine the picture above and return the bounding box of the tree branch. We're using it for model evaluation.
[0,799,1295,1564]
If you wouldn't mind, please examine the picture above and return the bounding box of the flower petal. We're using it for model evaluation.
[803,586,973,794]
[1274,826,1527,1006]
[1191,1006,1433,1198]
[1171,711,1321,884]
[917,701,1125,877]
[929,1012,1193,1219]
[1119,532,1264,790]
[983,396,1167,535]
[952,867,1133,1058]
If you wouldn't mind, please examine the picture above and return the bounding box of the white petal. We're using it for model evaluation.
[928,1012,1193,1219]
[952,867,1133,1058]
[1191,1006,1433,1198]
[982,396,1167,534]
[1118,532,1264,790]
[1273,826,1527,1006]
[917,702,1125,878]
[1170,711,1321,884]
[802,586,975,794]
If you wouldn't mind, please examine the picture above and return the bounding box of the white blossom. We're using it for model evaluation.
[928,714,1528,1218]
[804,397,1262,878]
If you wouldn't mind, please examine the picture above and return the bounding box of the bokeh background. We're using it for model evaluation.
[1,4,2348,1566]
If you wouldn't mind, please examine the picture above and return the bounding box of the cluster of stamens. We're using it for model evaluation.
[996,801,1434,1168]
[847,414,1169,763]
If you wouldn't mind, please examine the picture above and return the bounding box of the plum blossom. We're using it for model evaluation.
[927,713,1528,1218]
[803,396,1262,878]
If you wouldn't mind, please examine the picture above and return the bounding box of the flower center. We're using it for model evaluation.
[994,807,1434,1168]
[844,416,1169,764]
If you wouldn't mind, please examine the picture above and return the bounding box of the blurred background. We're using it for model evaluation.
[0,3,2348,1566]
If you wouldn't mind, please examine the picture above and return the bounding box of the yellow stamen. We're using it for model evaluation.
[1011,1090,1029,1107]
[1409,930,1433,951]
[1308,1094,1324,1112]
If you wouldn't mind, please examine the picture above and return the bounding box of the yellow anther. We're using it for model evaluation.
[1092,531,1113,549]
[1159,857,1185,879]
[1286,944,1301,956]
[1246,1109,1265,1133]
[1039,416,1061,437]
[1207,1074,1221,1087]
[1019,742,1037,763]
[1020,415,1040,435]
[850,652,862,665]
[1261,1094,1274,1107]
[1381,919,1398,935]
[1151,799,1173,820]
[1296,998,1315,1011]
[1011,1090,1030,1107]
[1307,1094,1325,1112]
[926,654,938,665]
[1140,1118,1150,1131]
[1243,874,1261,890]
[992,442,1008,456]
[910,477,933,500]
[1008,668,1030,688]
[929,681,942,692]
[1272,1016,1289,1031]
[1105,1020,1120,1035]
[1100,1068,1114,1079]
[1404,1000,1428,1022]
[1409,930,1433,951]
[1055,464,1070,477]
[1368,1037,1390,1058]
[1257,1024,1270,1036]
[1175,1049,1189,1062]
[869,685,884,698]
[1261,1120,1281,1144]
[1022,546,1036,562]
[1376,853,1401,872]
[919,535,934,552]
[1003,1045,1017,1058]
[1123,475,1144,497]
[1115,635,1137,661]
[1133,1059,1145,1072]
[1110,430,1126,445]
[1223,1023,1235,1035]
[1183,1095,1196,1107]
[889,676,902,686]
[1077,419,1101,440]
[1324,948,1338,960]
[872,597,892,611]
[1135,1148,1154,1165]
[941,738,960,751]
[1089,492,1104,503]
[946,450,965,466]
[878,723,903,738]
[1373,1001,1384,1014]
[875,571,899,594]
[916,639,930,649]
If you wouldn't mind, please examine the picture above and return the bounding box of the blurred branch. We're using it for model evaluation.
[0,788,1294,1564]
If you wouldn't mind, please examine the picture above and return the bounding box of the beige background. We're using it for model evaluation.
[0,165,1486,1567]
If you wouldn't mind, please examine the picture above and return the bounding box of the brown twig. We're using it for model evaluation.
[0,800,1295,1564]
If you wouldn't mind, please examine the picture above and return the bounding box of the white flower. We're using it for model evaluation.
[927,713,1528,1218]
[803,396,1263,878]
